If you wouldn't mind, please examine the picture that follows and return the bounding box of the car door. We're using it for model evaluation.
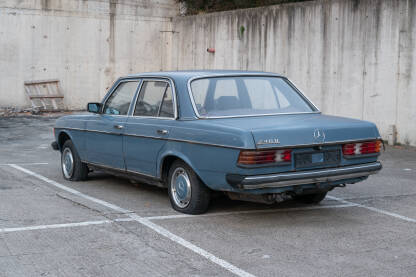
[123,79,176,177]
[85,80,140,170]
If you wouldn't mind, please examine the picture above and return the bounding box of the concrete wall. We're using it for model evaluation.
[1,0,415,145]
[171,0,416,145]
[0,0,177,110]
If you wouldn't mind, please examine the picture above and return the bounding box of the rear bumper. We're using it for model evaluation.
[227,162,382,190]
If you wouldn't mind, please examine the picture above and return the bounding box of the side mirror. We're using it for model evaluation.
[87,102,102,113]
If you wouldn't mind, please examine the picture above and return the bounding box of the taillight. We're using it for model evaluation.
[342,140,381,156]
[238,149,292,165]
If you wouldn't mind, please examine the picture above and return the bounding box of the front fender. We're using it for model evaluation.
[55,129,75,149]
[54,115,89,159]
[55,129,86,160]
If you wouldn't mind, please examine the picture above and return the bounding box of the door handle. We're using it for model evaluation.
[114,124,124,129]
[157,129,169,135]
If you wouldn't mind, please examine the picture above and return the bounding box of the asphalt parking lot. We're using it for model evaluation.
[0,116,415,277]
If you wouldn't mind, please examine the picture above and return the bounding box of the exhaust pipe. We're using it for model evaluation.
[227,192,293,204]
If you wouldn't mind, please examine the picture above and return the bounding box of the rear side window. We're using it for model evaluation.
[103,81,139,115]
[134,81,174,118]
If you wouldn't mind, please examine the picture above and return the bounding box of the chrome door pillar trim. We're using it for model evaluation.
[129,77,178,120]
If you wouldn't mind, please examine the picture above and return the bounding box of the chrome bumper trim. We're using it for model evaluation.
[238,162,382,190]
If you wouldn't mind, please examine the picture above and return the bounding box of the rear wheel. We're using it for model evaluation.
[61,140,88,181]
[167,160,211,214]
[295,191,327,204]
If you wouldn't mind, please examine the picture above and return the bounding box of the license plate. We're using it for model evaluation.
[311,153,324,163]
[295,150,340,168]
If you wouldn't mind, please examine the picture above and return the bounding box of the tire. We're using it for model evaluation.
[295,191,327,204]
[61,140,88,181]
[167,160,211,214]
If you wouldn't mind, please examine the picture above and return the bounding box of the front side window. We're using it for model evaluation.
[103,81,139,115]
[134,81,174,118]
[190,76,316,117]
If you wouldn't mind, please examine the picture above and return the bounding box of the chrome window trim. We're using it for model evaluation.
[131,77,178,120]
[101,79,142,116]
[55,127,381,150]
[284,78,320,112]
[186,73,321,119]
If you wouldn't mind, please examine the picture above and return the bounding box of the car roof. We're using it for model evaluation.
[125,70,283,80]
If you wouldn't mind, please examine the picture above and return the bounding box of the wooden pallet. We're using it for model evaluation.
[24,79,64,111]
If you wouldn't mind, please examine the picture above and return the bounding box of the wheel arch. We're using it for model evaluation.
[158,151,205,185]
[56,130,74,151]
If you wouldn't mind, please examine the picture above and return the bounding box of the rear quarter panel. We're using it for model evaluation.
[156,120,252,190]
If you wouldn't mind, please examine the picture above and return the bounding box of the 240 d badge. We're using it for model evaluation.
[257,138,280,145]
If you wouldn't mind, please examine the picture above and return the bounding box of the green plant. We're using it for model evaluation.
[239,25,245,37]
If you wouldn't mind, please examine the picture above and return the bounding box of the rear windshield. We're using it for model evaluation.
[189,76,316,117]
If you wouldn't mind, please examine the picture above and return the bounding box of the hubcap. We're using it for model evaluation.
[62,148,74,179]
[170,167,191,208]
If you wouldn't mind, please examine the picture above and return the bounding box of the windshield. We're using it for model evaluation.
[189,76,316,117]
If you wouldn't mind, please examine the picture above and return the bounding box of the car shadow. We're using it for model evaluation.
[87,171,167,194]
[209,193,313,213]
[86,171,321,214]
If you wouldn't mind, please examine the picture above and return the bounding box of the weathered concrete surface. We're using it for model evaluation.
[0,0,177,110]
[171,0,416,146]
[0,116,416,276]
[1,0,415,145]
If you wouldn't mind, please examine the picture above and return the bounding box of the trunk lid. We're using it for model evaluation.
[206,113,380,149]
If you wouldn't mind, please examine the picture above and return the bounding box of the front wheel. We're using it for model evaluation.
[295,191,327,204]
[167,161,211,214]
[61,140,88,181]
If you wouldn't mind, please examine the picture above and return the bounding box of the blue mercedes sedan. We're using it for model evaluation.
[52,71,382,214]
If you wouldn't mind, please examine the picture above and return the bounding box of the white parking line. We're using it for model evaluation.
[327,195,416,223]
[9,164,131,214]
[0,205,356,234]
[0,162,49,166]
[132,214,255,277]
[0,218,134,233]
[0,205,357,233]
[145,203,358,220]
[9,164,255,277]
